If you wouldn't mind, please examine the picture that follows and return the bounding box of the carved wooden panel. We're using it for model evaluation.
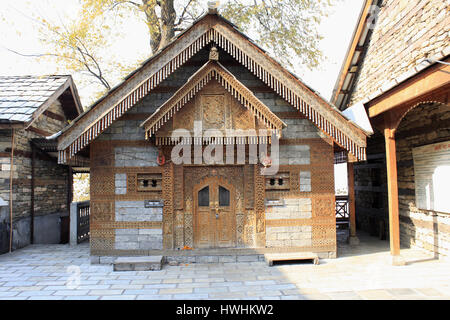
[90,200,114,223]
[183,166,247,248]
[244,165,255,209]
[137,173,162,191]
[193,177,236,248]
[90,200,115,254]
[312,225,336,250]
[154,80,261,138]
[91,140,114,168]
[312,196,335,218]
[201,94,226,130]
[254,164,266,247]
[90,168,115,197]
[162,162,174,249]
[172,100,194,133]
[173,165,184,210]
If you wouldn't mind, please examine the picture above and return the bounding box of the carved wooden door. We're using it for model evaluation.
[194,177,235,249]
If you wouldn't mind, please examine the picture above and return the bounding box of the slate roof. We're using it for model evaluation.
[0,75,72,123]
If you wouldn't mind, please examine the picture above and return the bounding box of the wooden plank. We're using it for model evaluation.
[368,61,450,118]
[384,127,401,257]
[331,0,374,103]
[347,162,356,238]
[264,252,319,266]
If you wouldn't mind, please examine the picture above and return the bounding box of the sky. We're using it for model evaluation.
[0,0,365,106]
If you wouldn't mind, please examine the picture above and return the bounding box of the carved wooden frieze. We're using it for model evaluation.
[59,15,366,165]
[201,94,226,130]
[162,162,174,249]
[142,60,285,138]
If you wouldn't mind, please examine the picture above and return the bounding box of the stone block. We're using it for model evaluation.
[237,255,260,262]
[99,256,115,265]
[90,256,101,264]
[196,256,219,263]
[115,241,139,250]
[114,256,163,271]
[138,229,163,235]
[218,255,237,263]
[115,229,139,235]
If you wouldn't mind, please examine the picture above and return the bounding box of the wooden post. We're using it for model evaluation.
[347,161,358,244]
[30,143,36,244]
[384,127,405,265]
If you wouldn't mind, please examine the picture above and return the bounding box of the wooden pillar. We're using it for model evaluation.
[30,143,36,244]
[347,162,357,239]
[384,127,405,265]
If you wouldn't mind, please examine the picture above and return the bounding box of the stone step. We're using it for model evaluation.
[165,254,264,265]
[113,256,163,271]
[264,252,319,266]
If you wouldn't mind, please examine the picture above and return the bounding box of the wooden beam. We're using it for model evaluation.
[384,126,405,265]
[0,123,26,130]
[331,0,374,103]
[27,126,53,137]
[368,61,450,118]
[30,144,36,244]
[347,162,357,238]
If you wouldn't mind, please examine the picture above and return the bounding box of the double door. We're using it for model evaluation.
[194,177,236,248]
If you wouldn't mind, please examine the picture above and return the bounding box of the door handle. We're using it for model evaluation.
[213,202,220,219]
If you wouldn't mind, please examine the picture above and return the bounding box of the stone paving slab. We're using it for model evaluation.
[0,234,449,300]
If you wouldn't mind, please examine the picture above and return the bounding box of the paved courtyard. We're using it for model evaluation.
[0,232,449,300]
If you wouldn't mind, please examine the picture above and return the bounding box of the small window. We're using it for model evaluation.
[219,186,230,207]
[137,173,162,192]
[198,186,210,207]
[265,172,290,191]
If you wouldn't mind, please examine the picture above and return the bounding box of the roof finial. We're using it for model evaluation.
[208,1,220,14]
[209,46,219,61]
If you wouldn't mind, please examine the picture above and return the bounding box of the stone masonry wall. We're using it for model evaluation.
[266,199,313,248]
[0,100,70,253]
[395,103,450,257]
[350,0,449,105]
[90,46,336,258]
[354,103,450,257]
[114,201,163,250]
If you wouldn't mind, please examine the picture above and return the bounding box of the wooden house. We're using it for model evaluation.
[56,9,368,262]
[332,0,449,263]
[0,75,82,253]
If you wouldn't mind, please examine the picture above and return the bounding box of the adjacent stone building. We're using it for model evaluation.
[56,10,368,263]
[332,0,450,261]
[0,75,82,253]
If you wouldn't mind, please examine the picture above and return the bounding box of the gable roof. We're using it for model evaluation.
[141,60,286,138]
[331,0,378,110]
[332,0,450,111]
[57,11,368,164]
[0,75,83,125]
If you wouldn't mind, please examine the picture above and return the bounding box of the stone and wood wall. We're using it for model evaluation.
[0,100,71,253]
[89,47,337,260]
[350,0,449,106]
[354,103,450,257]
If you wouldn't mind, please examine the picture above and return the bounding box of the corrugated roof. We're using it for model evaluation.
[0,75,70,123]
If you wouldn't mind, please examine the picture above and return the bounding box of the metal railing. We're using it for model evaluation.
[335,195,350,221]
[75,201,90,244]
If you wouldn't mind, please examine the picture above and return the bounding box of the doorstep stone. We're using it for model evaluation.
[264,252,319,266]
[113,256,163,271]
